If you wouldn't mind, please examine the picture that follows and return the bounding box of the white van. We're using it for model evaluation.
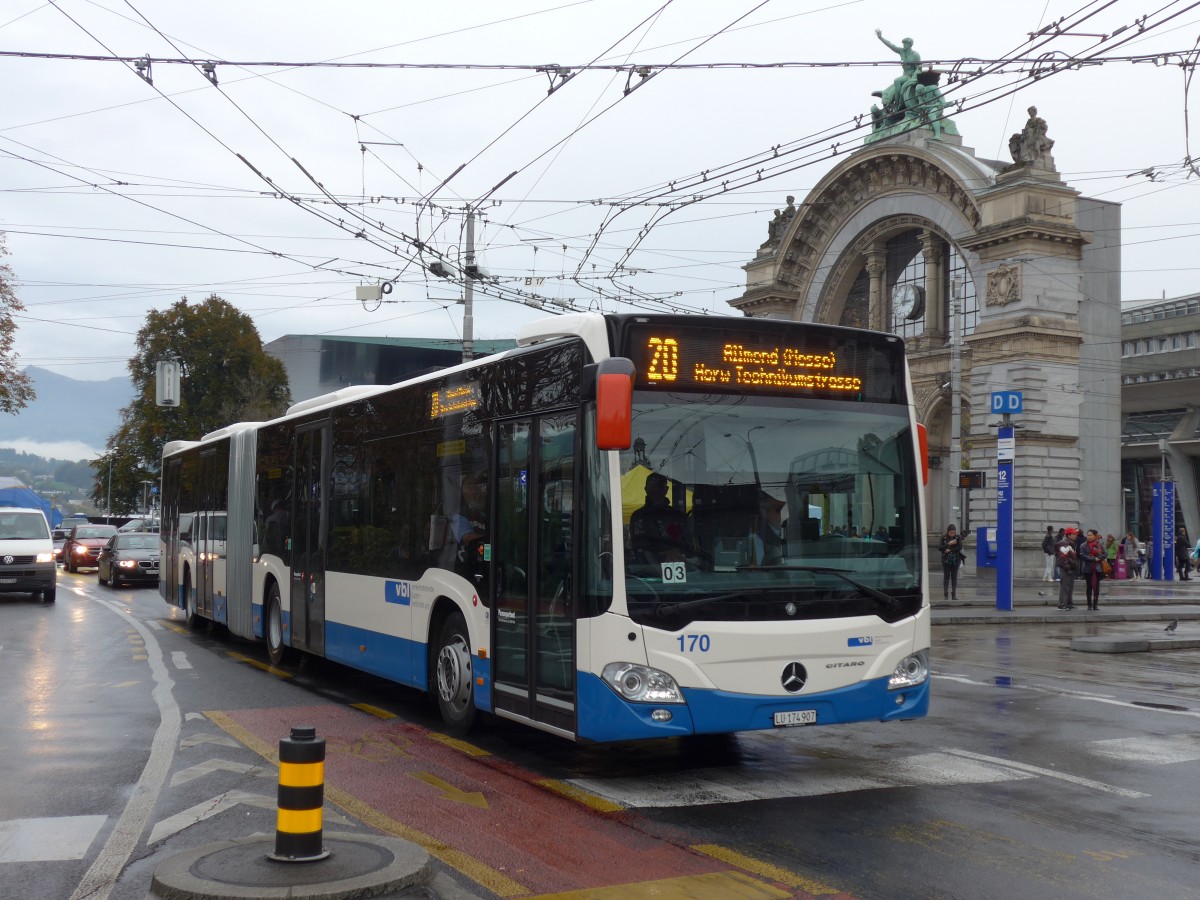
[0,507,57,602]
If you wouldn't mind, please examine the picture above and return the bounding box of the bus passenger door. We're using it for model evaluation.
[290,423,329,656]
[196,449,217,619]
[492,414,577,736]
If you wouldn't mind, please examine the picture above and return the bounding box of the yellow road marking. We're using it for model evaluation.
[537,779,624,813]
[524,870,792,898]
[206,710,527,897]
[350,702,396,719]
[161,622,187,634]
[428,732,491,757]
[409,772,488,808]
[692,844,843,896]
[225,650,293,678]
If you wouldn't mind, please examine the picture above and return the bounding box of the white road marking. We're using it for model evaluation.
[170,758,274,787]
[943,748,1148,798]
[569,750,1036,809]
[170,651,192,670]
[68,595,180,900]
[0,816,106,862]
[1088,734,1200,765]
[180,732,241,750]
[148,790,353,844]
[934,672,1200,719]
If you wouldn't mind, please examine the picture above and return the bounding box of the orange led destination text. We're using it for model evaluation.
[690,343,863,392]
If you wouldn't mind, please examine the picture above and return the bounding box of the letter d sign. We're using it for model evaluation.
[990,391,1023,414]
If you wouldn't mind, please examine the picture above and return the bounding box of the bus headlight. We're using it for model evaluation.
[601,663,685,704]
[888,650,929,690]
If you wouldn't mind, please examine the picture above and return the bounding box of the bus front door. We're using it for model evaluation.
[492,414,577,736]
[290,423,328,656]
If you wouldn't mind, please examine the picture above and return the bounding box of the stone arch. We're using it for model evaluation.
[770,147,987,323]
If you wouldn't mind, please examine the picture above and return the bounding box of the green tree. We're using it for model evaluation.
[0,234,35,414]
[92,295,291,512]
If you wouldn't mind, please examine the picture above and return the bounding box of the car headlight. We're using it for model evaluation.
[118,559,138,569]
[601,662,685,704]
[889,650,929,690]
[74,545,88,555]
[36,552,54,563]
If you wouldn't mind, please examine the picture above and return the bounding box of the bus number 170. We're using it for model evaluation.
[677,634,711,652]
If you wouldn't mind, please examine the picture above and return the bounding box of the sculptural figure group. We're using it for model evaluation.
[869,30,959,140]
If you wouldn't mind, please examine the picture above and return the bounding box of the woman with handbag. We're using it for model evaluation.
[938,524,964,602]
[1080,529,1106,610]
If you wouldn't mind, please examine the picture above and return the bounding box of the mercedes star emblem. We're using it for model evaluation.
[781,662,807,693]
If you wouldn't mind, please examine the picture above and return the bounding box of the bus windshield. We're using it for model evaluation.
[620,392,922,628]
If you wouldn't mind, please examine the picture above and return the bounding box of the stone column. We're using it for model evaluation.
[920,229,945,343]
[866,247,887,333]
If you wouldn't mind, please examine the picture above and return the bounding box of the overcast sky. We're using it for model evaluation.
[3,0,1199,396]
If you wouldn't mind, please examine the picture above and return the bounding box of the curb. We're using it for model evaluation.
[1070,635,1200,653]
[151,832,431,900]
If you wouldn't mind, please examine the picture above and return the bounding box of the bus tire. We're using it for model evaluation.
[183,571,201,629]
[266,583,295,667]
[435,611,477,733]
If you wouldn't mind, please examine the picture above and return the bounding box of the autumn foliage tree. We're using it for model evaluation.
[0,234,35,414]
[92,295,291,512]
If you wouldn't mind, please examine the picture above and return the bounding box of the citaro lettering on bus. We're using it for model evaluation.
[645,336,679,382]
[385,580,411,606]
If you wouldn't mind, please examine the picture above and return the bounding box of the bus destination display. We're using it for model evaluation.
[630,327,869,396]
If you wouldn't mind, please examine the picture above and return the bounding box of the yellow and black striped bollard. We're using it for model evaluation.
[269,725,330,862]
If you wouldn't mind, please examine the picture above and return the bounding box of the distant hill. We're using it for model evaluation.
[1,367,132,459]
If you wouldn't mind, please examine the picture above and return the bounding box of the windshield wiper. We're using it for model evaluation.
[739,565,903,613]
[653,591,749,618]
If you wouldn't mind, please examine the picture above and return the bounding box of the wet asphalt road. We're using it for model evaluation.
[1,574,1197,899]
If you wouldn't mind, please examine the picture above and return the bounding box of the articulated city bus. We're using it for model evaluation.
[160,313,930,742]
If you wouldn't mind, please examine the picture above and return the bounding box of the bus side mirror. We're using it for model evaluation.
[594,357,634,450]
[916,422,929,486]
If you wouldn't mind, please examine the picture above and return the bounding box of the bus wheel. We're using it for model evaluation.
[183,572,201,629]
[435,612,477,733]
[266,584,294,667]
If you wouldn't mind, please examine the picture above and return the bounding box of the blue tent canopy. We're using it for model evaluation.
[0,477,61,527]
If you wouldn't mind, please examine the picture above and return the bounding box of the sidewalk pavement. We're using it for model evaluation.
[931,569,1200,626]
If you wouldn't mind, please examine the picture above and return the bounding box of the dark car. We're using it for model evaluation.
[62,524,118,573]
[97,532,160,587]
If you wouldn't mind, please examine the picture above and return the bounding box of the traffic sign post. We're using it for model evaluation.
[1151,481,1175,581]
[990,391,1023,415]
[996,423,1015,611]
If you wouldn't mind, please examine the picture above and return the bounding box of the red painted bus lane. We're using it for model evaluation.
[214,704,821,898]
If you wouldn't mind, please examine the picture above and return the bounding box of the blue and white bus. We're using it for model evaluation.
[160,313,930,742]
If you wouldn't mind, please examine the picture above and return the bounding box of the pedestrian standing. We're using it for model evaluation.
[1052,527,1065,581]
[1056,528,1079,609]
[1080,528,1105,610]
[1105,534,1119,575]
[1122,531,1140,579]
[938,524,964,601]
[1041,525,1056,582]
[1176,530,1192,581]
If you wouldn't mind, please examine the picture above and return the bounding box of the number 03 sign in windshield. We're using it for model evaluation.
[631,326,868,398]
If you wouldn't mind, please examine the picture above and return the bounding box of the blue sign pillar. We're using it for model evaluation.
[996,423,1015,611]
[1151,481,1175,580]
